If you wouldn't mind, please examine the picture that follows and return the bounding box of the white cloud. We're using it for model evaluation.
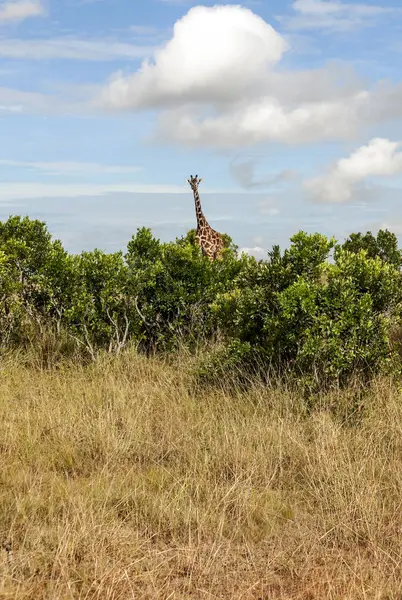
[0,86,59,113]
[0,85,94,115]
[155,91,371,147]
[0,182,243,201]
[0,37,154,60]
[99,5,288,110]
[0,159,142,175]
[0,103,22,112]
[0,0,43,23]
[0,183,188,201]
[239,246,266,258]
[279,0,396,32]
[304,138,402,203]
[95,5,402,148]
[293,0,387,16]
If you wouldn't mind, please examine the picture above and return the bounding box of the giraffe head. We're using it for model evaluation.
[186,174,203,191]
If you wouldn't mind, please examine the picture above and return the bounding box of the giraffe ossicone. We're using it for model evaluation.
[187,174,225,261]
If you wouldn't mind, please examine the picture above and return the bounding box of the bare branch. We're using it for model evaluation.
[134,296,149,327]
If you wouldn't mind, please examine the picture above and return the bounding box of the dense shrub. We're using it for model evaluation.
[124,227,243,352]
[0,216,401,390]
[0,216,72,347]
[339,229,402,268]
[210,232,402,390]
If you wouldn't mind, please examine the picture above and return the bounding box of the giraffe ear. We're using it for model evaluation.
[199,178,203,184]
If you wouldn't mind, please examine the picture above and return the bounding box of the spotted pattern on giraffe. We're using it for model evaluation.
[186,175,225,261]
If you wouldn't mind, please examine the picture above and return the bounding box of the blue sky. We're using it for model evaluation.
[1,0,402,256]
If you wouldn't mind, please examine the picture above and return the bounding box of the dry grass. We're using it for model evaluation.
[0,351,401,599]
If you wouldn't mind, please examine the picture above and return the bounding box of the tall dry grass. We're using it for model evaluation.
[0,350,401,599]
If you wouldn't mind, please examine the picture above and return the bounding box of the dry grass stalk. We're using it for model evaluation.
[0,350,401,599]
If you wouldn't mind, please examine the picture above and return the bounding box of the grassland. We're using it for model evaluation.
[0,351,401,599]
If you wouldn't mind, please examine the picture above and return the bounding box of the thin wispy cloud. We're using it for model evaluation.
[0,84,94,115]
[230,154,298,189]
[0,37,155,60]
[0,159,143,175]
[278,0,397,32]
[0,0,44,23]
[130,25,160,36]
[0,103,22,112]
[157,0,191,4]
[0,182,188,201]
[259,201,280,216]
[0,182,243,202]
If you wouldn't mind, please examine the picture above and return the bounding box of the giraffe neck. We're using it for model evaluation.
[193,188,207,228]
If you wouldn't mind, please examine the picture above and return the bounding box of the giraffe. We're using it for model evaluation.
[186,175,225,260]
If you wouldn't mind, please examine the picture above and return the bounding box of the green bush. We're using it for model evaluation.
[0,216,401,392]
[0,216,71,348]
[125,227,243,352]
[213,233,402,390]
[338,229,402,268]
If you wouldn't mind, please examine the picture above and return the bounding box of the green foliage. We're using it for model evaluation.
[214,233,402,391]
[338,229,402,269]
[125,227,242,352]
[1,215,401,393]
[64,249,130,354]
[0,216,71,347]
